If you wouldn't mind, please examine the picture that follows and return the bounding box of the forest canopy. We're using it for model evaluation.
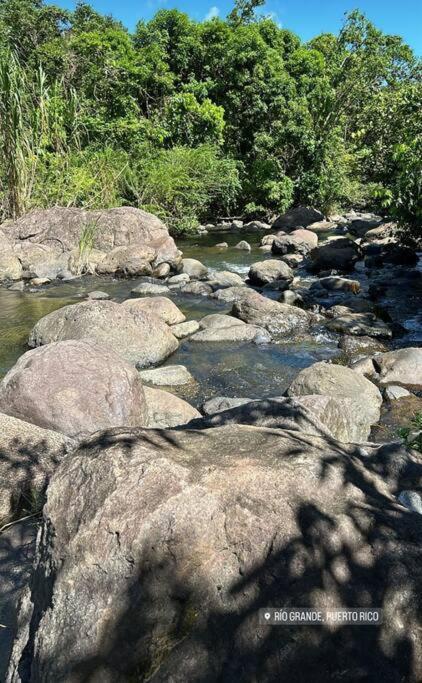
[0,0,420,236]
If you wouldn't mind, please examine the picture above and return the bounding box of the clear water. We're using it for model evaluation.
[0,232,419,409]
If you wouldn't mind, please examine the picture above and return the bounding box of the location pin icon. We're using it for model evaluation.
[264,612,271,621]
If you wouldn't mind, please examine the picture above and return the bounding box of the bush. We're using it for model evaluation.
[127,144,240,233]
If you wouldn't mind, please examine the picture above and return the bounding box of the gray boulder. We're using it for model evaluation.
[182,258,208,279]
[319,276,361,293]
[384,385,411,401]
[339,335,388,358]
[248,260,293,286]
[326,312,392,339]
[348,213,383,237]
[306,220,337,232]
[242,220,270,231]
[309,238,361,273]
[190,324,271,344]
[0,340,148,438]
[232,290,311,335]
[8,424,421,682]
[180,281,213,296]
[2,206,181,267]
[234,240,251,251]
[122,297,185,325]
[131,282,170,296]
[28,300,178,367]
[201,396,255,415]
[272,206,324,230]
[210,286,253,304]
[0,413,74,524]
[271,234,311,256]
[199,313,246,329]
[287,361,382,430]
[0,253,23,281]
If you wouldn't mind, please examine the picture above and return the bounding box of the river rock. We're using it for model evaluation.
[180,281,213,296]
[207,270,245,289]
[242,220,270,231]
[1,206,180,267]
[215,242,228,248]
[0,413,74,524]
[347,213,383,237]
[138,365,194,386]
[8,280,25,291]
[287,361,382,429]
[232,290,311,335]
[290,228,318,249]
[384,385,411,401]
[306,219,337,232]
[28,300,178,367]
[0,253,23,281]
[153,262,171,278]
[272,206,324,230]
[279,290,303,306]
[319,276,361,293]
[260,234,277,246]
[271,234,311,256]
[201,396,255,415]
[131,282,170,296]
[8,424,421,682]
[170,320,200,339]
[87,290,110,300]
[182,258,208,279]
[234,240,251,251]
[144,387,200,427]
[339,335,388,358]
[248,260,293,286]
[190,324,271,344]
[372,348,422,391]
[309,238,361,273]
[123,297,185,325]
[96,244,155,276]
[199,313,246,329]
[168,273,190,285]
[280,253,303,268]
[0,340,148,438]
[326,312,392,339]
[210,286,251,304]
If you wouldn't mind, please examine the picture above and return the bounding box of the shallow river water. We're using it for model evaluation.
[0,230,420,409]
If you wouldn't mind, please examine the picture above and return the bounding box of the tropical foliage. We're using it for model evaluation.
[0,0,420,235]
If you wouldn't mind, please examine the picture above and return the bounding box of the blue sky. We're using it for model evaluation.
[52,0,422,54]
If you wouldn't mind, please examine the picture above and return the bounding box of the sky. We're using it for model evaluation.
[51,0,422,55]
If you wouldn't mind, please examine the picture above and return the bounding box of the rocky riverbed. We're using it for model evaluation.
[0,205,421,682]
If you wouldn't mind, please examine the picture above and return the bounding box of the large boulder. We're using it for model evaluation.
[271,234,312,256]
[287,361,382,430]
[7,424,422,682]
[347,213,383,237]
[122,297,185,325]
[1,206,181,268]
[144,387,200,427]
[232,290,311,335]
[28,300,179,368]
[0,413,74,524]
[309,238,361,273]
[372,348,422,391]
[0,340,148,438]
[248,260,293,286]
[326,312,392,339]
[210,286,253,304]
[272,206,324,231]
[96,245,156,276]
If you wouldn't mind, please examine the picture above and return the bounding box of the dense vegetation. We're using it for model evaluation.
[0,0,420,235]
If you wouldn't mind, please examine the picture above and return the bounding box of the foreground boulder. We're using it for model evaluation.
[1,206,181,268]
[232,290,311,335]
[7,424,422,682]
[272,206,324,231]
[0,340,148,438]
[28,300,179,367]
[287,361,382,431]
[0,413,74,524]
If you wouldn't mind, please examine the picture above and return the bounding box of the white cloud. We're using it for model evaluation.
[205,6,220,21]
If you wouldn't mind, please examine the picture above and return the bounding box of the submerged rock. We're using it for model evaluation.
[131,282,170,296]
[190,324,271,344]
[138,365,194,386]
[170,320,200,339]
[0,340,148,438]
